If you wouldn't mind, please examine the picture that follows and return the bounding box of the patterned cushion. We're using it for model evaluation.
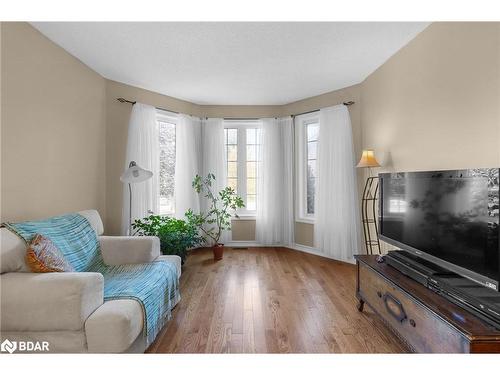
[25,234,74,273]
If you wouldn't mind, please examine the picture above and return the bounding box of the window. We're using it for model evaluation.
[295,113,319,222]
[224,121,261,215]
[157,111,177,215]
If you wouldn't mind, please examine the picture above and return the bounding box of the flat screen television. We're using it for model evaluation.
[379,168,500,291]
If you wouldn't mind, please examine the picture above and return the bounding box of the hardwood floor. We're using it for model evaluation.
[147,247,408,353]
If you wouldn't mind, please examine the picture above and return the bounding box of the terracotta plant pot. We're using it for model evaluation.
[212,243,224,261]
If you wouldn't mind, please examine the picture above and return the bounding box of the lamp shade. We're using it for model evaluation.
[120,161,153,184]
[356,149,380,168]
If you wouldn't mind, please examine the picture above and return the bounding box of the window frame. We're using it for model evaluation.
[295,112,320,224]
[223,119,262,217]
[156,110,178,216]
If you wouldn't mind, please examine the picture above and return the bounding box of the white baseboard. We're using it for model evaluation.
[223,241,355,264]
[289,243,356,264]
[225,241,326,256]
[289,243,335,259]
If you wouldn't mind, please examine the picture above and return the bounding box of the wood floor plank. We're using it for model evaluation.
[146,247,408,353]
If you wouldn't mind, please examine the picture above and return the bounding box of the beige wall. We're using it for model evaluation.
[361,22,500,251]
[230,219,256,242]
[1,22,107,222]
[362,22,500,171]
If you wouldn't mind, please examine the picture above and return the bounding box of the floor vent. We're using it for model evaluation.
[232,247,249,250]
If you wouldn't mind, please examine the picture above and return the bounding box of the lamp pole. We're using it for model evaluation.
[128,182,132,235]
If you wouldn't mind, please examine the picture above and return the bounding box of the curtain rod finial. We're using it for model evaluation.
[117,97,137,105]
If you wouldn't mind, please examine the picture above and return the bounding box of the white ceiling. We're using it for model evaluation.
[31,22,429,105]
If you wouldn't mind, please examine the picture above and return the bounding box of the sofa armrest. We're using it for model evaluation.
[99,236,160,266]
[0,272,103,331]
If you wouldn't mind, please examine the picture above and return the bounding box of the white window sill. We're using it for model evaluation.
[295,217,315,225]
[233,214,256,221]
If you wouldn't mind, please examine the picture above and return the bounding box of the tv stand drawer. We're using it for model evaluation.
[357,261,468,353]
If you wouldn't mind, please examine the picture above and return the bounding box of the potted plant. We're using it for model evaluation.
[189,173,245,260]
[132,214,204,264]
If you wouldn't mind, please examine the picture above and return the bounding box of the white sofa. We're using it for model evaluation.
[0,210,181,353]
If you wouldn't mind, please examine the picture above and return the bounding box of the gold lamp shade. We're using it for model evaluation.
[356,149,380,168]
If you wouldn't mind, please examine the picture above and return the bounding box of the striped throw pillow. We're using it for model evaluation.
[25,234,75,273]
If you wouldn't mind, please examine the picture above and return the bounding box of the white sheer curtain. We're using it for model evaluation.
[174,114,201,219]
[314,105,362,262]
[201,118,230,243]
[256,117,294,245]
[121,103,160,235]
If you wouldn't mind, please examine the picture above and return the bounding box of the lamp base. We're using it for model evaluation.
[361,176,381,255]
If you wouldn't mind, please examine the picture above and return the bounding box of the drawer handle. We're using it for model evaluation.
[383,292,407,323]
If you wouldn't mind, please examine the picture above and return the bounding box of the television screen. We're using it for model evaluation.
[380,169,500,288]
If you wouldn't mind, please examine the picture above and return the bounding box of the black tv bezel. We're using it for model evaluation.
[378,168,500,292]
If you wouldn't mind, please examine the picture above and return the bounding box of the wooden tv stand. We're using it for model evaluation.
[355,255,500,353]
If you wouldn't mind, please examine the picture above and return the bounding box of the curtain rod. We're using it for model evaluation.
[223,100,355,120]
[223,117,261,121]
[291,101,355,118]
[117,97,355,119]
[117,97,180,115]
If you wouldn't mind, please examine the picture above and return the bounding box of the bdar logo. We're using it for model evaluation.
[1,339,17,354]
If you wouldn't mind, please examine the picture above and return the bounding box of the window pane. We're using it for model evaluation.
[246,128,256,145]
[307,175,315,215]
[307,158,316,214]
[159,121,175,146]
[247,195,256,211]
[227,145,237,161]
[247,145,257,161]
[307,160,317,179]
[228,161,238,178]
[228,178,237,192]
[247,178,256,194]
[307,141,317,160]
[247,161,257,178]
[307,123,319,142]
[158,121,176,215]
[227,129,238,144]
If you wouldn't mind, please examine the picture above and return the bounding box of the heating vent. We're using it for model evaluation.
[232,247,249,250]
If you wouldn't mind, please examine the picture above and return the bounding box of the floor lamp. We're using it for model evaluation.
[356,150,381,255]
[120,161,153,235]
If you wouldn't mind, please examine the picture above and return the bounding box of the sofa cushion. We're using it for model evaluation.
[85,299,144,353]
[26,234,74,273]
[78,210,104,236]
[1,227,30,274]
[1,272,104,331]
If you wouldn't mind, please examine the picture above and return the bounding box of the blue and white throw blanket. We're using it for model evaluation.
[4,213,180,346]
